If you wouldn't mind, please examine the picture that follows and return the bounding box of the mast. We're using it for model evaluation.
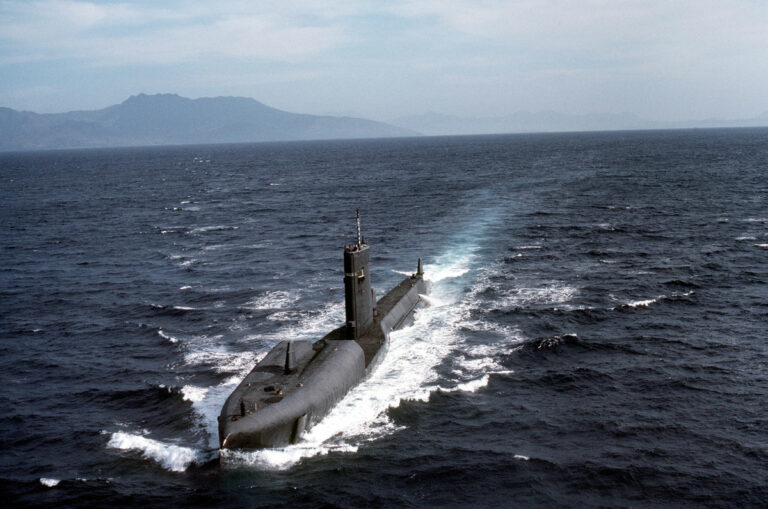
[356,208,363,246]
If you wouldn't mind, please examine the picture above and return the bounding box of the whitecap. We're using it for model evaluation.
[189,225,239,234]
[40,478,60,487]
[181,385,208,402]
[440,375,490,393]
[495,284,577,308]
[425,266,470,282]
[625,297,658,308]
[107,432,200,472]
[244,290,299,310]
[157,329,179,343]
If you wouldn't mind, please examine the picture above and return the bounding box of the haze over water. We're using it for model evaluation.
[2,128,767,506]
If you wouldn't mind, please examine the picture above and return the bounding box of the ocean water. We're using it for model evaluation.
[1,129,767,507]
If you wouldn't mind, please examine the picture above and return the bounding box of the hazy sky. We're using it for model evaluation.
[1,0,766,121]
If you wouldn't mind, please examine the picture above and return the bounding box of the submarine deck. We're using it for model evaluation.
[320,274,424,366]
[362,275,424,365]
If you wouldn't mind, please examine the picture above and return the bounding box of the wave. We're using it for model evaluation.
[494,283,577,309]
[189,225,239,234]
[158,226,186,235]
[425,265,470,283]
[157,329,179,343]
[625,298,658,308]
[106,431,202,472]
[437,373,512,393]
[149,304,201,316]
[181,385,208,402]
[611,291,694,310]
[244,290,300,311]
[39,478,60,487]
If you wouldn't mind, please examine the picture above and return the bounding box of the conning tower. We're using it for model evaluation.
[344,210,375,339]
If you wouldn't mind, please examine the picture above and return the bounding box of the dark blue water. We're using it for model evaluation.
[2,129,767,507]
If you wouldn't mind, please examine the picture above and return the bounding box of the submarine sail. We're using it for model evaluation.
[218,213,428,450]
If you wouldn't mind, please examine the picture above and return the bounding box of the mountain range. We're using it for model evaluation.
[0,94,416,152]
[2,93,766,152]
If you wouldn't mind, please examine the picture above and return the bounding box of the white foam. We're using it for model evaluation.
[107,432,200,472]
[180,285,192,290]
[755,243,768,248]
[277,301,345,342]
[425,266,469,282]
[735,236,756,241]
[615,290,693,310]
[266,311,305,321]
[245,290,300,310]
[419,294,447,307]
[495,283,577,308]
[189,225,239,234]
[514,454,530,461]
[181,385,208,402]
[626,297,658,308]
[184,348,258,375]
[159,226,186,235]
[440,375,490,393]
[157,329,179,343]
[40,478,60,487]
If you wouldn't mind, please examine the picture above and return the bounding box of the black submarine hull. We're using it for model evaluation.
[219,248,427,450]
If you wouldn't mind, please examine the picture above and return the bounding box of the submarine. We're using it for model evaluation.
[218,212,428,450]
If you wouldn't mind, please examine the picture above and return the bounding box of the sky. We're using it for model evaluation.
[1,0,767,122]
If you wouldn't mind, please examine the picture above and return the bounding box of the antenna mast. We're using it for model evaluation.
[356,208,362,246]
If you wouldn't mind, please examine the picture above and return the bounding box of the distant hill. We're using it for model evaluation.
[0,94,418,151]
[392,110,768,136]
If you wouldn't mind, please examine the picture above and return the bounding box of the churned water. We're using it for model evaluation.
[1,129,767,507]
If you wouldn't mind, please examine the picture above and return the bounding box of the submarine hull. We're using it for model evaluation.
[219,273,427,450]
